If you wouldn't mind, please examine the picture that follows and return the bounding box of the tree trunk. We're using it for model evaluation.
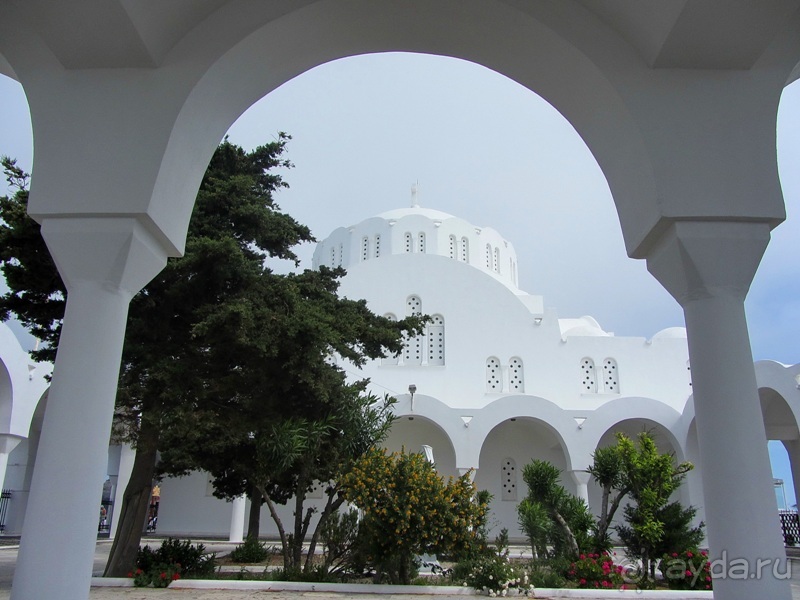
[551,509,579,557]
[305,491,345,573]
[104,419,160,577]
[262,490,290,569]
[246,483,261,538]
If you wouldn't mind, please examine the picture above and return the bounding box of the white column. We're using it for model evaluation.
[109,444,136,540]
[0,435,22,492]
[569,470,591,506]
[11,218,167,600]
[647,221,790,600]
[229,495,247,543]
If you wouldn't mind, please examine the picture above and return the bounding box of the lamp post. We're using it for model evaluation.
[408,384,416,411]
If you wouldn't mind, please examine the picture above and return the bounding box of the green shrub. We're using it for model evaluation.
[658,549,712,590]
[565,552,624,590]
[229,536,270,563]
[134,537,216,586]
[526,558,567,588]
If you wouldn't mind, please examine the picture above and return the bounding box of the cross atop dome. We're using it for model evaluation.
[411,182,420,208]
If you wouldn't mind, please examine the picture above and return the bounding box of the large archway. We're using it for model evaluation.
[476,417,570,541]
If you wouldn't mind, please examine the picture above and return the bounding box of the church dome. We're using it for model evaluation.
[312,196,520,290]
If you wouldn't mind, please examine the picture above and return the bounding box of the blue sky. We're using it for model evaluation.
[2,52,799,506]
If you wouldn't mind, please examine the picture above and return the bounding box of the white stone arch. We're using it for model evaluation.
[391,393,464,479]
[476,413,571,540]
[84,2,665,258]
[470,396,578,472]
[580,398,685,463]
[588,415,686,536]
[382,414,458,480]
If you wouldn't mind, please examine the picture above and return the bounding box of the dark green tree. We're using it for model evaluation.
[518,460,593,559]
[0,156,64,361]
[154,264,423,572]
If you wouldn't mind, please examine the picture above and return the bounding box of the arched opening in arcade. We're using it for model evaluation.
[476,416,570,541]
[588,418,686,535]
[382,413,458,479]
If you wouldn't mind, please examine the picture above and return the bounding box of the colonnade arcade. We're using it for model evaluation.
[2,2,800,598]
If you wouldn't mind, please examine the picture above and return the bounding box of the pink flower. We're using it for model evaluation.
[686,552,693,558]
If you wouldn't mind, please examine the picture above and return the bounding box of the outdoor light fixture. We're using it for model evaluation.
[409,383,417,411]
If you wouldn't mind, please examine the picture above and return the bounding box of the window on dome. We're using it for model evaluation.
[338,243,343,267]
[374,234,381,258]
[486,357,502,392]
[404,232,413,253]
[361,236,370,262]
[329,246,336,267]
[501,457,517,501]
[403,296,423,365]
[602,358,619,393]
[509,357,524,392]
[427,315,445,366]
[580,357,597,393]
[418,232,426,253]
[460,237,469,262]
[449,235,456,259]
[493,247,500,273]
[485,244,492,268]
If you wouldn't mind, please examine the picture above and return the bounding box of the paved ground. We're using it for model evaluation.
[0,540,799,598]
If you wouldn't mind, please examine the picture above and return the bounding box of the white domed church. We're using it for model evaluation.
[309,198,698,538]
[104,198,800,541]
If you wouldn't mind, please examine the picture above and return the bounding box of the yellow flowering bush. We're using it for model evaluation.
[341,448,490,584]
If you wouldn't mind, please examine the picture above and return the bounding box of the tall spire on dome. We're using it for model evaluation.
[411,182,420,208]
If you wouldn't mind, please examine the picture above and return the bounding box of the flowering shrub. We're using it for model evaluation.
[129,564,181,588]
[463,555,531,597]
[565,552,624,589]
[341,448,490,584]
[659,549,712,590]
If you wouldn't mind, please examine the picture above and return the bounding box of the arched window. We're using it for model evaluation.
[485,243,492,268]
[448,235,456,259]
[374,234,381,258]
[403,296,423,365]
[427,315,445,365]
[493,247,500,273]
[602,358,619,393]
[382,313,399,365]
[486,357,502,392]
[501,457,517,501]
[509,357,524,392]
[418,232,426,253]
[404,232,413,253]
[406,295,422,316]
[580,357,597,393]
[329,246,336,267]
[337,243,343,267]
[460,237,469,262]
[361,236,370,261]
